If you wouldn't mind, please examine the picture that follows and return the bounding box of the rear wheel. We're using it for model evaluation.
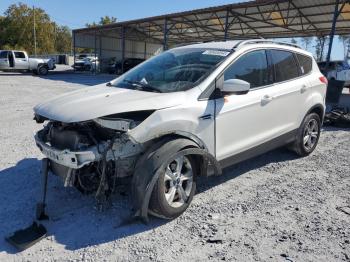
[291,113,321,156]
[149,154,197,219]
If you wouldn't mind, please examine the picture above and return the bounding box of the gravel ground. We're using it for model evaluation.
[0,71,349,262]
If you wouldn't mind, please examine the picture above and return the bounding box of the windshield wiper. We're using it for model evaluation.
[123,79,162,93]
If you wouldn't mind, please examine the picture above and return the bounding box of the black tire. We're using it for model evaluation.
[149,154,198,219]
[291,113,321,157]
[38,66,48,75]
[84,65,91,71]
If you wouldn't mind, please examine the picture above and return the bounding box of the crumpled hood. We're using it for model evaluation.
[34,84,185,123]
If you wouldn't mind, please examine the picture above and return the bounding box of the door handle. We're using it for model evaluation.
[300,85,309,93]
[199,114,212,120]
[261,95,273,105]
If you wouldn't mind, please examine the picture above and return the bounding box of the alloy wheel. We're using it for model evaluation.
[163,156,193,208]
[303,119,319,151]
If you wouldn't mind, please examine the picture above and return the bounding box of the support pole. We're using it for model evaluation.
[326,0,342,69]
[224,8,229,41]
[33,6,37,56]
[163,17,168,51]
[99,34,102,65]
[121,26,126,74]
[144,41,147,59]
[94,30,97,74]
[73,32,76,72]
[36,158,49,220]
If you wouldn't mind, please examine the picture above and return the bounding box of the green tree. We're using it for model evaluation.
[301,36,313,51]
[0,16,5,44]
[54,25,72,53]
[86,15,117,27]
[0,3,72,55]
[315,36,328,62]
[0,3,56,54]
[290,38,298,45]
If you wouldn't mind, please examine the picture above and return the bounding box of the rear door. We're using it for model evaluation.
[13,51,29,69]
[267,49,310,133]
[0,51,10,69]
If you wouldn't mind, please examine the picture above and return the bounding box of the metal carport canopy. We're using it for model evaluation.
[73,0,350,45]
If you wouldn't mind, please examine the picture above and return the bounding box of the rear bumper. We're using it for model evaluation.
[34,131,105,169]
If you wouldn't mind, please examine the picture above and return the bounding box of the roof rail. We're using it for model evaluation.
[172,41,203,48]
[233,39,301,49]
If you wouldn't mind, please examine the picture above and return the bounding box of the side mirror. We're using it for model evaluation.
[221,79,250,94]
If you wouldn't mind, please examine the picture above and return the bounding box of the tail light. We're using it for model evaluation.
[319,76,328,85]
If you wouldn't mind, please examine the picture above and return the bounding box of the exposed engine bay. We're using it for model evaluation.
[34,114,148,205]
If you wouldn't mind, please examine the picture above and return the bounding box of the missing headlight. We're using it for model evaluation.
[94,110,155,131]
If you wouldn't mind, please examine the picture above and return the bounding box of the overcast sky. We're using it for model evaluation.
[0,0,346,60]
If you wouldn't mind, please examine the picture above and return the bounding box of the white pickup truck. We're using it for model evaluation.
[0,50,56,75]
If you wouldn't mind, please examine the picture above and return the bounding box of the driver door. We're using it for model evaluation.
[215,49,276,162]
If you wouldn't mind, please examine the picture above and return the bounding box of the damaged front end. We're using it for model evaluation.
[34,113,149,207]
[7,113,151,251]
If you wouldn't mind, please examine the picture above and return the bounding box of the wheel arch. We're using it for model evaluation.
[306,103,325,124]
[37,63,48,69]
[147,130,209,151]
[131,135,221,222]
[142,132,221,177]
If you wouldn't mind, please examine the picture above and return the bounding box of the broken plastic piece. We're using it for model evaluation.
[5,222,47,251]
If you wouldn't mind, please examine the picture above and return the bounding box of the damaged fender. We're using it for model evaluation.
[131,138,221,222]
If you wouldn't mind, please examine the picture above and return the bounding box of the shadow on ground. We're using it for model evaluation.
[197,147,298,194]
[0,71,116,86]
[0,146,299,253]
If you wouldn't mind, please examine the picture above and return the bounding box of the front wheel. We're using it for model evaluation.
[291,113,321,157]
[149,154,197,219]
[84,65,91,71]
[38,66,48,75]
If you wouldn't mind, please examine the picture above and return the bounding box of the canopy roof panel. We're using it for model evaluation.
[73,0,350,44]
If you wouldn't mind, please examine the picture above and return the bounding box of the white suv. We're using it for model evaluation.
[33,40,327,221]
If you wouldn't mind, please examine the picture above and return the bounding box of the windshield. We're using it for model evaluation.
[111,48,231,93]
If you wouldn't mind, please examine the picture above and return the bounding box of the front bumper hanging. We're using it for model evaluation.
[34,132,106,169]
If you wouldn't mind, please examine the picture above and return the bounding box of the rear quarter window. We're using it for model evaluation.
[296,53,312,75]
[270,50,299,82]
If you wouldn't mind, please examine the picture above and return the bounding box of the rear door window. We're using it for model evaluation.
[270,50,299,82]
[296,53,312,75]
[224,50,271,88]
[14,52,26,59]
